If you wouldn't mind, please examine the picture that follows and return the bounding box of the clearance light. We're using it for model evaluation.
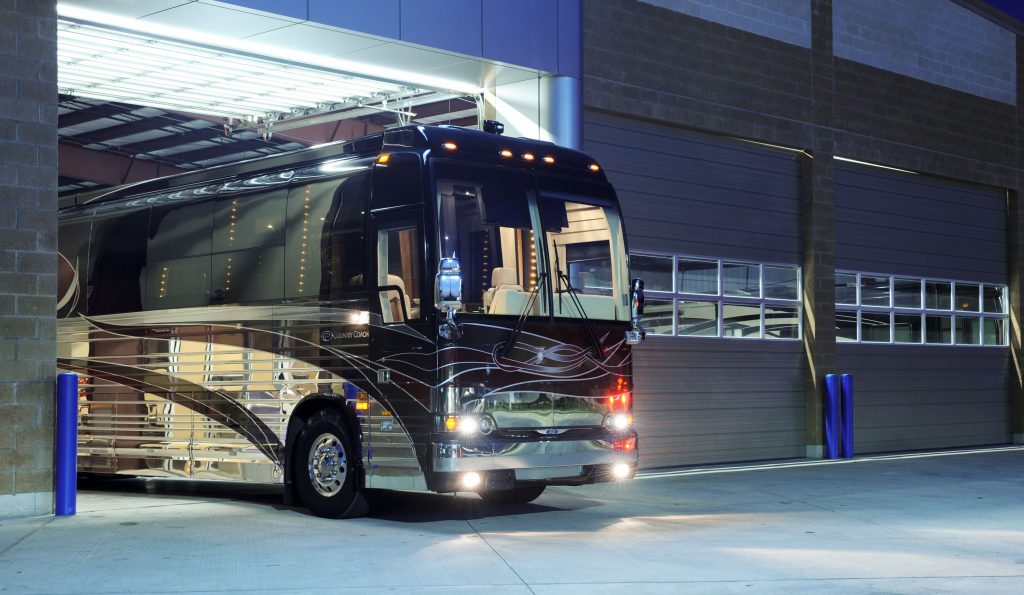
[588,163,601,172]
[355,401,369,411]
[608,392,631,410]
[462,472,482,489]
[522,152,535,162]
[542,156,555,164]
[377,153,391,164]
[499,149,513,158]
[442,142,458,151]
[444,416,458,431]
[612,463,631,479]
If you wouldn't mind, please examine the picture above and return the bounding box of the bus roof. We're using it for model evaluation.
[61,125,609,210]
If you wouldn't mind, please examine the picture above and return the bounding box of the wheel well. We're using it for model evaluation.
[283,395,363,504]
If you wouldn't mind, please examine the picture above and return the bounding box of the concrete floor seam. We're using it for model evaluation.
[462,516,537,595]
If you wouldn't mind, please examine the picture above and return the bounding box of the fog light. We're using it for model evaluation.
[612,463,631,480]
[462,472,481,489]
[604,413,632,431]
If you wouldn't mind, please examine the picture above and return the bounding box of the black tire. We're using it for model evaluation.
[480,485,546,505]
[293,409,362,518]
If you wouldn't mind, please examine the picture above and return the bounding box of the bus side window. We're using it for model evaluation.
[285,171,368,299]
[146,198,213,310]
[377,225,421,323]
[371,152,422,209]
[211,188,286,304]
[89,202,150,315]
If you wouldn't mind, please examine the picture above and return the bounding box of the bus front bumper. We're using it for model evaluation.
[429,433,638,492]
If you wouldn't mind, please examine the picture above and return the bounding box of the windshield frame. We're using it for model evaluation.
[432,160,629,322]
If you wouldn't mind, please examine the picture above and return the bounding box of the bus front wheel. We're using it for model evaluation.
[480,485,546,505]
[293,408,363,518]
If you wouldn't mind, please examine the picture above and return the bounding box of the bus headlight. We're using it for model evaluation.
[604,413,632,431]
[459,416,479,435]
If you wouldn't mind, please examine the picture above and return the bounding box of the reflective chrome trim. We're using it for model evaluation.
[432,437,638,473]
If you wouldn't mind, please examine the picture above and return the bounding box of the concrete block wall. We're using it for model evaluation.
[585,0,815,151]
[584,0,1023,454]
[834,0,1016,105]
[641,0,811,47]
[0,0,58,518]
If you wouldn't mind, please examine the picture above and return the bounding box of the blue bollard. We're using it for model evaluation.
[55,372,78,516]
[840,373,854,459]
[824,374,840,459]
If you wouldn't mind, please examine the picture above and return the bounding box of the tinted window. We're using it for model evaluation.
[149,199,213,261]
[89,202,149,315]
[371,152,422,209]
[286,171,369,299]
[213,189,285,253]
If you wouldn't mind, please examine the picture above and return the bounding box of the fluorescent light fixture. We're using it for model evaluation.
[58,18,433,119]
[56,4,482,123]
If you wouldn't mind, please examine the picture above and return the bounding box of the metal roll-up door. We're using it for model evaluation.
[835,162,1011,453]
[584,111,804,469]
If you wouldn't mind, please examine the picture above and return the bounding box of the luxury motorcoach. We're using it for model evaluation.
[56,123,646,517]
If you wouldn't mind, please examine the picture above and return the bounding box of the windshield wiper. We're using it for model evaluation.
[502,272,547,358]
[555,270,604,359]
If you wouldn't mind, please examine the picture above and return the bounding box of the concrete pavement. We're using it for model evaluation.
[1,447,1023,593]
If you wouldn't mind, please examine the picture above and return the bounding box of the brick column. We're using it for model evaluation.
[1010,36,1024,446]
[0,0,58,518]
[802,0,837,457]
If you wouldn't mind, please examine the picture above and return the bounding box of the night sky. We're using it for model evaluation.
[983,0,1024,24]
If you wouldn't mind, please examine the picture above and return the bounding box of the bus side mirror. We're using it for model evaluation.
[627,278,646,345]
[437,257,463,340]
[630,278,645,319]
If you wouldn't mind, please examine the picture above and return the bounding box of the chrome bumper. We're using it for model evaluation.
[432,435,638,473]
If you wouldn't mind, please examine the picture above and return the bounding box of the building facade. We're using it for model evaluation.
[2,0,1022,516]
[584,0,1024,467]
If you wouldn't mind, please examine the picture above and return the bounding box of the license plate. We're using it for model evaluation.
[514,465,583,480]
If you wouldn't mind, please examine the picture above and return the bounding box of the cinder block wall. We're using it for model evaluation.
[0,0,58,518]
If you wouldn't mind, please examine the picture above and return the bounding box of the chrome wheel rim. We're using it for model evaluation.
[307,432,347,498]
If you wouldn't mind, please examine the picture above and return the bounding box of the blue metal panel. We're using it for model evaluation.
[309,0,400,40]
[218,0,308,20]
[824,374,840,459]
[557,0,581,78]
[401,0,481,57]
[840,374,854,459]
[483,0,558,74]
[56,372,78,516]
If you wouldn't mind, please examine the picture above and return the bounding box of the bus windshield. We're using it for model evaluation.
[436,165,629,321]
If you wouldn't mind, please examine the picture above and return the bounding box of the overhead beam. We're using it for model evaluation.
[58,102,135,128]
[59,141,186,186]
[118,127,224,154]
[62,115,190,145]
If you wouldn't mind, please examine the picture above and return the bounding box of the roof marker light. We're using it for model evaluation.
[588,163,601,172]
[442,142,457,151]
[542,156,555,164]
[522,152,535,162]
[499,149,513,158]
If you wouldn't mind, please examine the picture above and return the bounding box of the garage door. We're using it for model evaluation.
[835,161,1011,453]
[584,111,805,469]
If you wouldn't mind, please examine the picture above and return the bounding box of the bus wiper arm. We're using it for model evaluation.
[502,272,547,358]
[557,271,604,360]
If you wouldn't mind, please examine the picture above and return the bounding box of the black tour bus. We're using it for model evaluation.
[56,124,645,517]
